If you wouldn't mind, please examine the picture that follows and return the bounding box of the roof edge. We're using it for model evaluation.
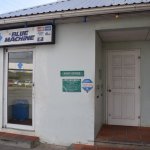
[0,3,150,25]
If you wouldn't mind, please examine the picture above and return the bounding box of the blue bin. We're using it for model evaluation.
[12,100,29,121]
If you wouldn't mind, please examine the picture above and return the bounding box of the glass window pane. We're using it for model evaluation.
[7,51,33,126]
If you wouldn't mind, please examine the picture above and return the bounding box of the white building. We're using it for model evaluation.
[0,0,150,146]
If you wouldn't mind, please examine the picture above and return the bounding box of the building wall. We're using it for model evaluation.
[0,49,3,128]
[94,32,104,137]
[34,23,95,145]
[0,14,149,145]
[103,41,150,126]
[0,22,96,145]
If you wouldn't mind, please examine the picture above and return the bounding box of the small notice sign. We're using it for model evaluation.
[60,71,84,77]
[63,79,81,92]
[82,79,93,93]
[17,63,23,69]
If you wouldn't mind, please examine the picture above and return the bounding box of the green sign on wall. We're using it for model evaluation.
[63,79,81,92]
[60,71,84,77]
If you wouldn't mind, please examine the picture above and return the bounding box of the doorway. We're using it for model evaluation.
[4,48,34,130]
[107,50,140,126]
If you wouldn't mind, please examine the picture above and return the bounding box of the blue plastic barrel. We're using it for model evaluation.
[12,99,29,121]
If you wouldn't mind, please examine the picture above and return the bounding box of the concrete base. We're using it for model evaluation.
[95,141,150,150]
[0,132,40,148]
[69,143,150,150]
[0,143,68,150]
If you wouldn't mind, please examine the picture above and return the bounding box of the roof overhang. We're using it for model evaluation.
[0,3,150,25]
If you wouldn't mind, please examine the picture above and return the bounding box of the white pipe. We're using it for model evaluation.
[0,3,150,25]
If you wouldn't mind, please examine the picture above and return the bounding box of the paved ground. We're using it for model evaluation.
[0,143,146,150]
[0,143,68,150]
[97,125,150,144]
[70,144,150,150]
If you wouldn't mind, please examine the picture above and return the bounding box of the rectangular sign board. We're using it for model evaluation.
[63,79,81,92]
[61,71,84,77]
[0,25,54,46]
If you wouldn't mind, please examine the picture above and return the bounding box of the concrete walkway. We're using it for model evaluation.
[70,144,147,150]
[0,143,146,150]
[0,143,68,150]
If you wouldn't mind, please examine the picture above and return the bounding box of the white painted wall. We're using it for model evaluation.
[34,23,95,145]
[94,32,103,137]
[0,48,3,128]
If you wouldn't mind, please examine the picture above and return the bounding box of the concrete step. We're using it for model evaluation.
[69,143,150,150]
[0,132,40,148]
[95,140,150,150]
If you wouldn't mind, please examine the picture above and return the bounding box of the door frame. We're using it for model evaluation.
[3,46,35,131]
[105,49,141,126]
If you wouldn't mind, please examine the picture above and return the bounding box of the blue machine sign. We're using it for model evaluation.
[0,25,54,46]
[82,79,93,93]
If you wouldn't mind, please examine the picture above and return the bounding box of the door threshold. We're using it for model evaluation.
[1,128,35,136]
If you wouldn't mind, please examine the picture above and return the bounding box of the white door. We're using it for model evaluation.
[4,47,35,130]
[107,50,140,126]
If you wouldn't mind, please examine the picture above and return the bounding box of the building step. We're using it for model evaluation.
[0,132,40,148]
[95,125,150,150]
[95,140,150,150]
[67,144,150,150]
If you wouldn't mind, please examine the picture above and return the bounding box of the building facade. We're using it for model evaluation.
[0,0,150,146]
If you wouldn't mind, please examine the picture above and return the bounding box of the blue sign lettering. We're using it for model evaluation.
[12,31,28,36]
[5,35,35,42]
